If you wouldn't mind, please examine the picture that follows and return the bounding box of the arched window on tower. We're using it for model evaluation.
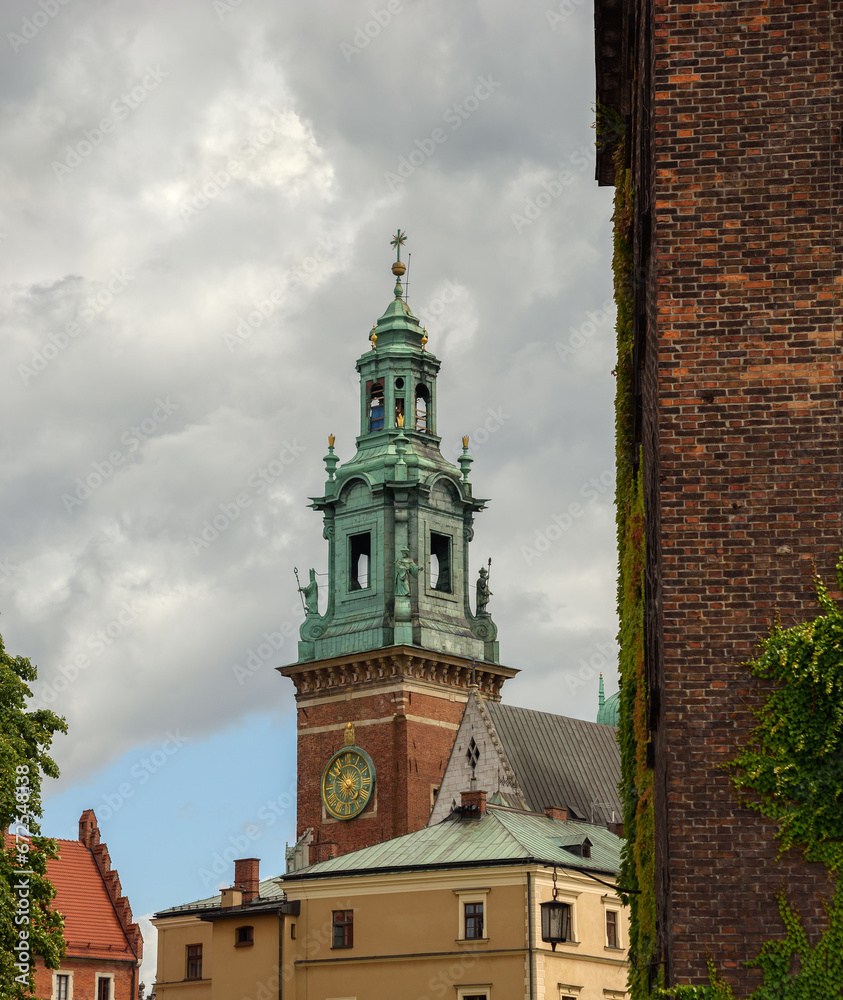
[369,383,384,432]
[415,384,429,432]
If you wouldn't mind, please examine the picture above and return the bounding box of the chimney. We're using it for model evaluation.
[221,887,243,908]
[79,809,101,850]
[607,821,625,838]
[460,789,487,816]
[234,858,259,903]
[544,805,568,822]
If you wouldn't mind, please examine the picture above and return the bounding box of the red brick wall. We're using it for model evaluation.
[33,957,135,1000]
[296,686,465,856]
[629,0,842,989]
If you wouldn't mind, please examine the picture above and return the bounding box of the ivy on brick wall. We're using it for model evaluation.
[609,132,657,1000]
[727,558,843,998]
[655,560,843,999]
[607,94,843,1000]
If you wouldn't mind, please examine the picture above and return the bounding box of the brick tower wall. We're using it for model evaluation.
[631,0,842,990]
[296,686,466,857]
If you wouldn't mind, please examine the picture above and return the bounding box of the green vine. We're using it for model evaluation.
[659,563,843,998]
[610,130,657,1000]
[607,89,843,999]
[723,559,843,998]
[730,559,843,872]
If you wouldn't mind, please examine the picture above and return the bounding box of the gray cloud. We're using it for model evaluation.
[1,0,617,793]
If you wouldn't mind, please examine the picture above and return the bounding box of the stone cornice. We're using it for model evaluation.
[279,645,517,701]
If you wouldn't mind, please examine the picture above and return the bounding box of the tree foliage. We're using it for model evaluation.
[730,558,843,871]
[0,632,67,997]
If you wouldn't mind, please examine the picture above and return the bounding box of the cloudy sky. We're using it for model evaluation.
[1,0,617,982]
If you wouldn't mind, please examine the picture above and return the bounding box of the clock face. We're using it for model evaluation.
[321,746,375,820]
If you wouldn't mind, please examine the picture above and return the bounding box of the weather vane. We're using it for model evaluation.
[390,229,407,264]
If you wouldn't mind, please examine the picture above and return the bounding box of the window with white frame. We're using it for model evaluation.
[53,972,72,1000]
[558,986,582,1000]
[96,975,114,1000]
[456,988,491,1000]
[602,894,623,950]
[453,887,490,941]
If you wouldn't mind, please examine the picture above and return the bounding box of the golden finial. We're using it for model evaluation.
[371,332,377,350]
[344,722,355,746]
[328,433,335,448]
[397,412,405,428]
[462,435,469,449]
[421,327,428,351]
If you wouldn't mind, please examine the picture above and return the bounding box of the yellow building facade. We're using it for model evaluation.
[154,803,628,1000]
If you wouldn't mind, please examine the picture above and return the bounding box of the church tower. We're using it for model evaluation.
[281,233,516,862]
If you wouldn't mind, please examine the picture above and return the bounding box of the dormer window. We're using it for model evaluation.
[415,384,429,431]
[369,383,384,432]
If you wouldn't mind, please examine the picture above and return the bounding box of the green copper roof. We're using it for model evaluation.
[597,690,620,727]
[282,805,622,881]
[294,234,501,664]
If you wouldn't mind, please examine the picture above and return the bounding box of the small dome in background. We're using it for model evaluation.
[597,690,620,726]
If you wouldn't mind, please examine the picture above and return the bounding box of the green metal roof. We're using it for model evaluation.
[597,690,620,726]
[282,805,622,882]
[154,876,286,917]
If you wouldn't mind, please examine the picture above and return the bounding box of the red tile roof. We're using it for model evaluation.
[47,839,137,962]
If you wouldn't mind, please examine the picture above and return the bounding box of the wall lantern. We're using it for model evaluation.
[540,867,571,950]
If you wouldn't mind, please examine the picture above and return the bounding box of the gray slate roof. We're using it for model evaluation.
[484,700,621,826]
[283,805,622,881]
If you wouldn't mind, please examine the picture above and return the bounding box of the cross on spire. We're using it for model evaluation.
[390,229,407,263]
